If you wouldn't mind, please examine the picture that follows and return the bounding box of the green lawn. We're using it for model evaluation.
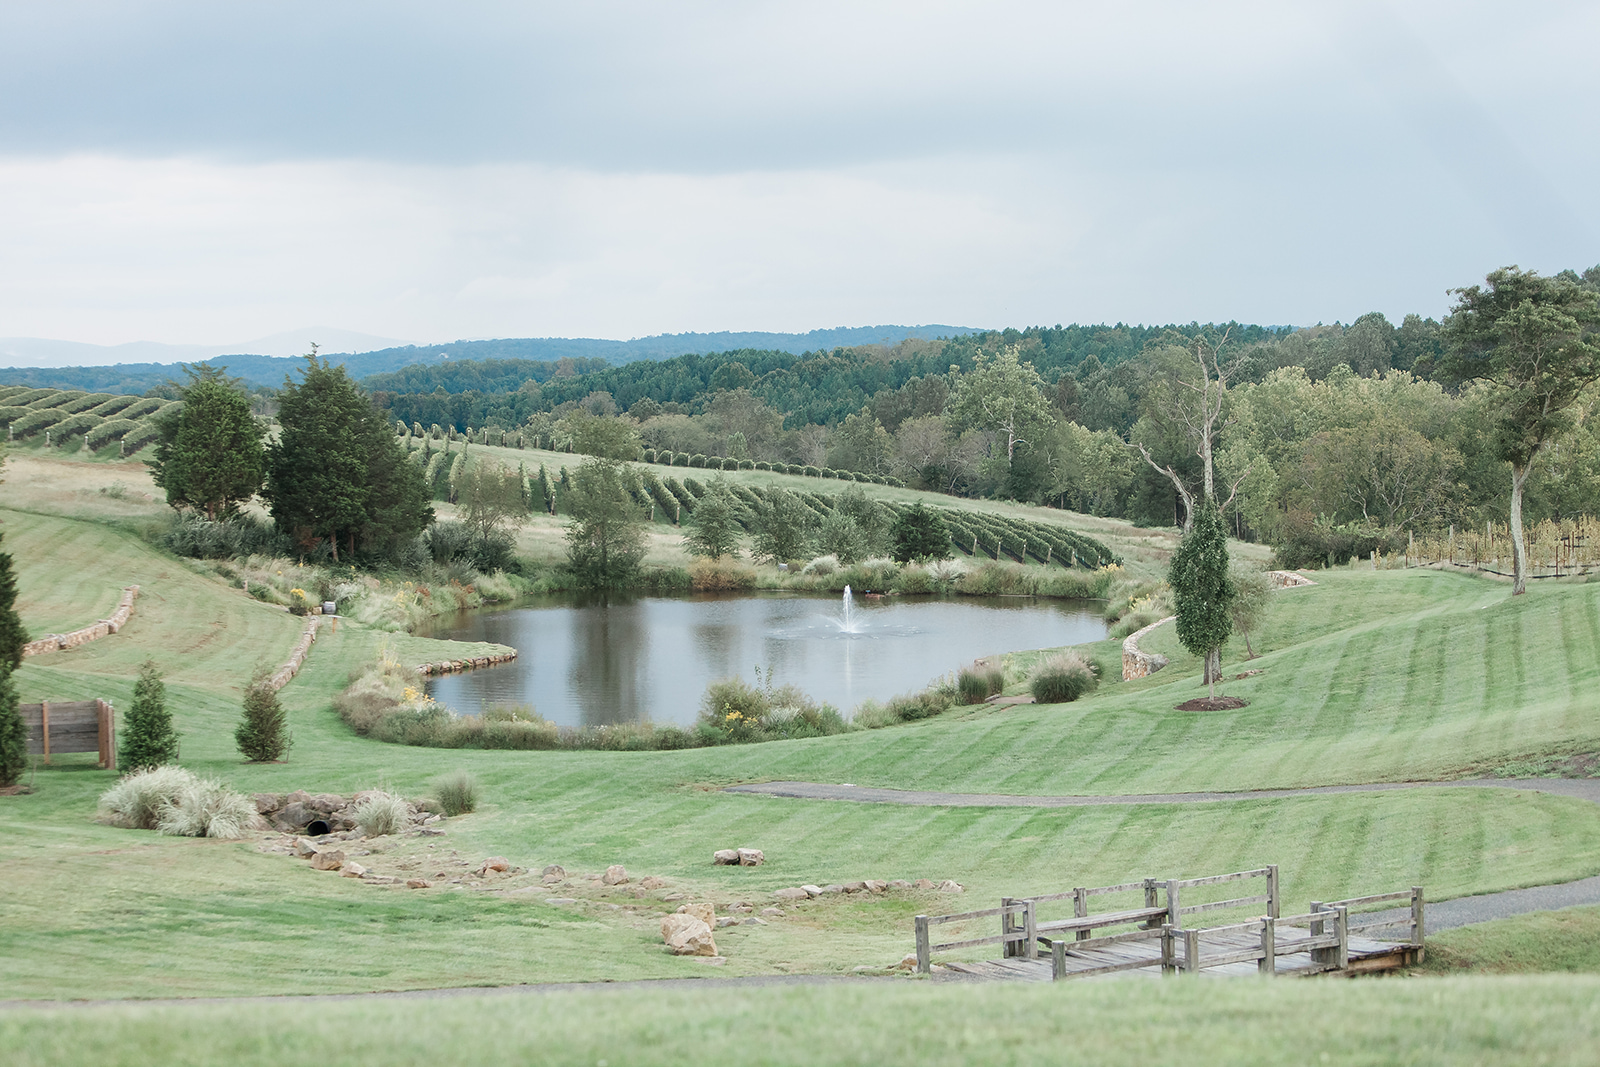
[4,469,1600,999]
[5,977,1600,1067]
[1422,905,1600,975]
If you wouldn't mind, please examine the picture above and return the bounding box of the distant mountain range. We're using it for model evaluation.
[0,325,981,393]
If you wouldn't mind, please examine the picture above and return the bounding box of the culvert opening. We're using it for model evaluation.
[306,819,331,837]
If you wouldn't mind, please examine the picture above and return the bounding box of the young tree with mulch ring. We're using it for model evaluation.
[120,660,180,770]
[236,671,292,763]
[1169,498,1235,705]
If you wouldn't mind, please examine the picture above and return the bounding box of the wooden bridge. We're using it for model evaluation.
[913,866,1423,981]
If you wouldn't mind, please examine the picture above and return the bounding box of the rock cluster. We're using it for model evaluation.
[416,652,518,675]
[773,878,962,900]
[712,847,765,866]
[252,790,436,836]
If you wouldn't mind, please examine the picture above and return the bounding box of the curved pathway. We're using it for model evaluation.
[724,778,1600,932]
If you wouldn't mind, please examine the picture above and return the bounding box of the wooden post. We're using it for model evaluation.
[1160,924,1176,974]
[1024,899,1037,960]
[41,700,50,764]
[914,915,931,974]
[1143,879,1160,928]
[1258,916,1275,975]
[1166,879,1181,929]
[1334,906,1349,970]
[1411,887,1426,960]
[1183,928,1200,974]
[1309,902,1325,968]
[1001,898,1017,958]
[1073,887,1089,942]
[1051,937,1066,980]
[1266,865,1279,919]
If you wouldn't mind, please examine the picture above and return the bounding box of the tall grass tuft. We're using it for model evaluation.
[99,767,256,838]
[352,791,411,837]
[98,766,197,830]
[957,663,1006,704]
[155,777,258,838]
[433,771,480,816]
[1029,651,1100,704]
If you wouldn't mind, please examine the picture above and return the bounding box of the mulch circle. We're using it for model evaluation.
[1174,696,1250,712]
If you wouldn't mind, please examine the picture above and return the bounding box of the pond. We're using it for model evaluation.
[420,590,1108,729]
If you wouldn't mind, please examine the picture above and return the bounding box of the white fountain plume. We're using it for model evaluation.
[841,585,855,633]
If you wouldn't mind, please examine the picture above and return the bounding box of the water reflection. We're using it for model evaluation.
[421,592,1108,729]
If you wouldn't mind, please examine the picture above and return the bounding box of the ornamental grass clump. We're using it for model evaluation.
[1029,651,1100,704]
[433,771,479,816]
[957,663,1005,705]
[99,766,256,838]
[352,791,410,837]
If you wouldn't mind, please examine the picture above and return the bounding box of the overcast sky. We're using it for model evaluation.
[1,0,1595,349]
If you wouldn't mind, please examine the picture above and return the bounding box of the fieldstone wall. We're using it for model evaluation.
[416,651,518,675]
[266,616,321,691]
[21,585,139,657]
[1121,615,1176,681]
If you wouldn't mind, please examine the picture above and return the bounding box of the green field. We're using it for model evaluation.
[7,977,1600,1067]
[3,451,1600,1060]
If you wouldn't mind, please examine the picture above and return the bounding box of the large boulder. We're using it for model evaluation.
[737,848,764,867]
[602,864,629,885]
[660,914,718,957]
[713,849,741,865]
[675,902,715,927]
[310,849,347,871]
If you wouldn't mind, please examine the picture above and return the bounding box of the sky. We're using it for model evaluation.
[1,0,1595,352]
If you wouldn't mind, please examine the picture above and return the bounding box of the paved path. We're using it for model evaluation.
[725,777,1600,933]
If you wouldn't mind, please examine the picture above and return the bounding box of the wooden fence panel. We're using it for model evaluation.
[21,700,116,768]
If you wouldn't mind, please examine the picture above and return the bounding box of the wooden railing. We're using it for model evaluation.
[914,901,1033,974]
[1315,887,1424,962]
[914,867,1422,981]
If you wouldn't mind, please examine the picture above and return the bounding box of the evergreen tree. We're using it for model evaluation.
[147,365,266,520]
[681,477,743,559]
[1169,498,1234,702]
[120,660,180,770]
[236,673,291,762]
[265,354,432,562]
[891,503,952,563]
[0,532,28,673]
[0,672,24,787]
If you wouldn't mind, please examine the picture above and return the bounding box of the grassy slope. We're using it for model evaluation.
[5,978,1600,1067]
[1422,905,1600,975]
[4,456,1600,998]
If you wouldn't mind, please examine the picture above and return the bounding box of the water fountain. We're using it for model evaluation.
[840,585,858,633]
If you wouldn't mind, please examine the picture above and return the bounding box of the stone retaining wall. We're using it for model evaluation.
[416,651,518,675]
[21,585,139,657]
[1121,615,1176,681]
[267,617,321,691]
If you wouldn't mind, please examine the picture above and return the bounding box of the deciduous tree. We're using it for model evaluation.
[1443,266,1600,594]
[682,476,743,559]
[564,457,648,586]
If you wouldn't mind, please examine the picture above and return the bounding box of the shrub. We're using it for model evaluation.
[1029,651,1099,704]
[164,513,283,559]
[689,453,707,468]
[957,663,1005,704]
[352,791,410,836]
[688,556,758,591]
[120,661,179,770]
[800,554,839,576]
[955,561,1039,597]
[433,771,479,816]
[236,674,292,762]
[803,465,821,478]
